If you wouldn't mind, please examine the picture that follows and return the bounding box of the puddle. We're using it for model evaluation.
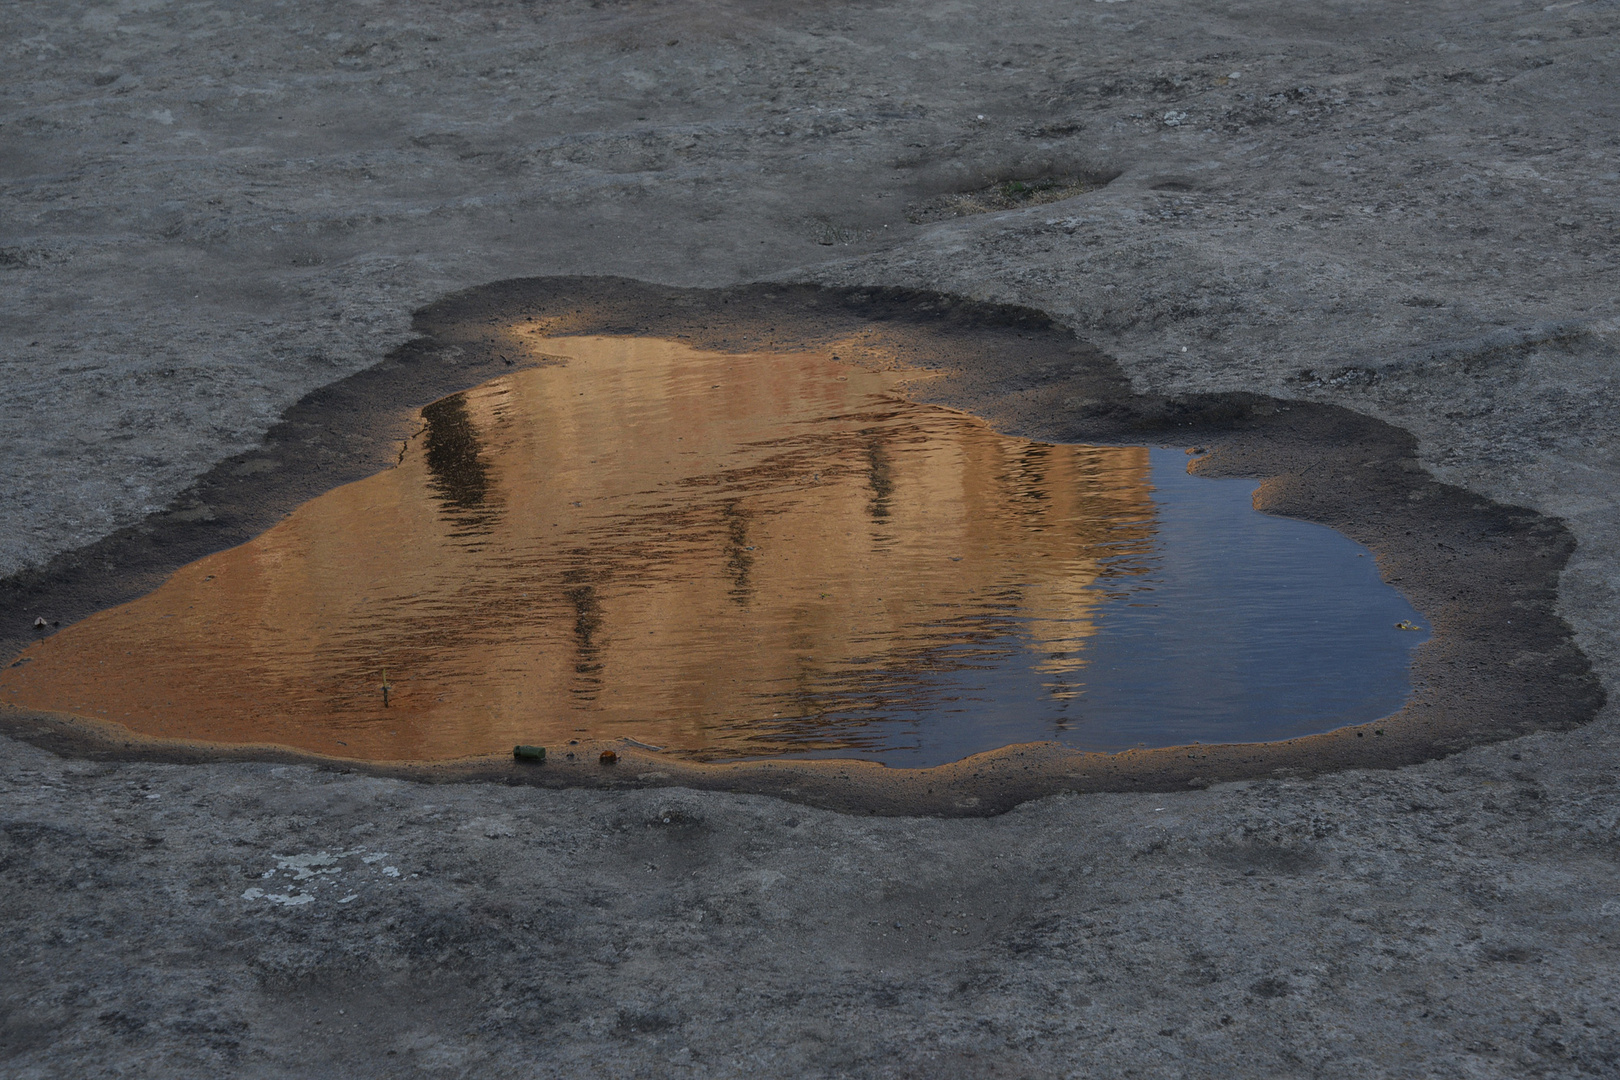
[0,336,1427,767]
[1,279,1595,807]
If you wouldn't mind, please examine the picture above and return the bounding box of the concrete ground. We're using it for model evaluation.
[2,0,1617,1076]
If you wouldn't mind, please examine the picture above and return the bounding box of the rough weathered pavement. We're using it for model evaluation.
[2,1,1617,1076]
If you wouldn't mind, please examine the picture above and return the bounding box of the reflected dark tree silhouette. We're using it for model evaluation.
[421,392,501,536]
[864,435,893,521]
[722,500,754,604]
[1012,444,1052,515]
[562,570,604,701]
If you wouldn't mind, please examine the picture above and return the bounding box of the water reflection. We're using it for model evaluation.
[721,500,753,604]
[0,336,1425,765]
[865,436,893,521]
[420,391,501,539]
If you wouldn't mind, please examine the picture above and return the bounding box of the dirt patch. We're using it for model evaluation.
[0,278,1603,814]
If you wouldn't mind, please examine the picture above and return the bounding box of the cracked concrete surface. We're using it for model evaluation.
[2,0,1617,1076]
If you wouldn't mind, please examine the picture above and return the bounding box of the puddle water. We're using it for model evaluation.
[0,337,1427,766]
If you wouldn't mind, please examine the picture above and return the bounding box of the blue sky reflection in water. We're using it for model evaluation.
[784,448,1429,766]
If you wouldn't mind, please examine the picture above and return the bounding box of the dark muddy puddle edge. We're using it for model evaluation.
[0,277,1603,816]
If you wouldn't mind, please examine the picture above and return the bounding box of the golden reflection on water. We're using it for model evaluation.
[0,337,1156,761]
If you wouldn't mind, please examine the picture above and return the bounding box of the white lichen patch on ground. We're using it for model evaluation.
[233,849,408,908]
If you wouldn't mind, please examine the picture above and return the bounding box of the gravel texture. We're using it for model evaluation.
[2,0,1617,1076]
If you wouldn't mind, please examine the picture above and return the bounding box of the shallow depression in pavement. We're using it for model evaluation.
[0,335,1427,766]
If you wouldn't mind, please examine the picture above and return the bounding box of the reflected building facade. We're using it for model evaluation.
[0,337,1157,761]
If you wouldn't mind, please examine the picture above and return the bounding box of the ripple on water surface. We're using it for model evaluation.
[0,337,1427,766]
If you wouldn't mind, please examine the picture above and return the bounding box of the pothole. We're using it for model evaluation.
[905,172,1114,223]
[0,280,1602,814]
